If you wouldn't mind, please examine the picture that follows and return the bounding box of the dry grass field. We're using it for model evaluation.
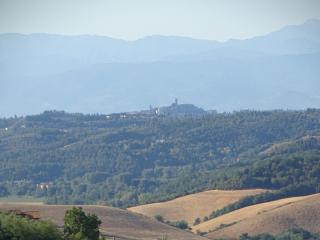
[192,193,320,239]
[128,189,266,225]
[0,203,205,240]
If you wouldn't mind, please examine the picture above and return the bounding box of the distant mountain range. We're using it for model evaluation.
[1,19,320,117]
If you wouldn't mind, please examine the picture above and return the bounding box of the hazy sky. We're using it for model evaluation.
[0,0,320,41]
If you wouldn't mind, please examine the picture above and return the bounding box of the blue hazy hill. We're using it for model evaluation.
[1,19,320,116]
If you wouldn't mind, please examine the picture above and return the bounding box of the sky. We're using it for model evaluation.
[0,0,320,41]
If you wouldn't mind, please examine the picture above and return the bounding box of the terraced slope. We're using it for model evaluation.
[0,203,205,240]
[193,194,320,239]
[128,189,266,225]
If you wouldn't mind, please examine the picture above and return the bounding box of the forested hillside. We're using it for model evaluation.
[0,109,319,206]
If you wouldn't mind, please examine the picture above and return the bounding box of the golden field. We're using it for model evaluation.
[128,189,266,225]
[193,193,320,239]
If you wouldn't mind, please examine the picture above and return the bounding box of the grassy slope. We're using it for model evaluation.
[0,203,205,240]
[128,189,266,225]
[193,193,320,239]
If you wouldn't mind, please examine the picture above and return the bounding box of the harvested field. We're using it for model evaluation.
[192,194,320,239]
[128,189,266,225]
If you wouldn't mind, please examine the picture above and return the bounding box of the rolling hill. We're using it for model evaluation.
[192,193,320,239]
[128,189,266,225]
[0,203,205,240]
[0,109,320,207]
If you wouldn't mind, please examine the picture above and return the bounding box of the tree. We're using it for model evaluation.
[170,220,189,230]
[64,207,102,240]
[193,217,201,225]
[0,212,62,240]
[154,215,164,222]
[0,185,8,197]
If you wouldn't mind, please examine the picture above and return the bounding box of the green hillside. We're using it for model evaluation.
[0,109,319,206]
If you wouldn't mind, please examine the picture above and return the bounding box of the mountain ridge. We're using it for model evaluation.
[2,18,319,42]
[1,19,320,116]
